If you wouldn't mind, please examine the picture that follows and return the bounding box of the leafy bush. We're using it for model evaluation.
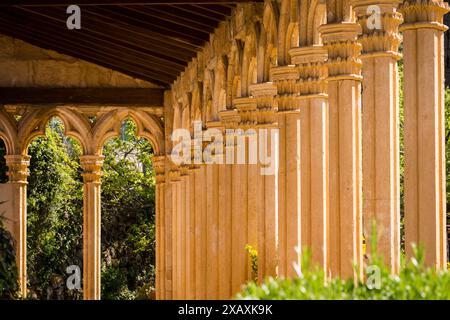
[238,248,450,300]
[100,119,156,300]
[24,118,156,300]
[0,219,19,299]
[27,119,83,300]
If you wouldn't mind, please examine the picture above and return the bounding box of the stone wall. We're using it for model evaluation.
[0,35,158,88]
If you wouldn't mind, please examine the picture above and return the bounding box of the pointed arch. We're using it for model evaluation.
[307,0,327,45]
[241,22,258,97]
[278,0,300,65]
[227,40,242,106]
[17,107,92,155]
[191,81,203,124]
[91,108,164,156]
[260,1,279,82]
[0,107,18,155]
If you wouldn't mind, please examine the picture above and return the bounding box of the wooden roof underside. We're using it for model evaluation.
[0,1,261,87]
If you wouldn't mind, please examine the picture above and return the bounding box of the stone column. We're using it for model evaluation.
[271,66,302,278]
[169,167,181,299]
[219,110,240,297]
[80,154,104,300]
[289,45,329,271]
[5,155,30,298]
[319,22,364,279]
[193,163,207,299]
[153,155,165,300]
[178,165,188,299]
[217,143,232,298]
[400,0,449,268]
[204,121,222,299]
[249,83,279,280]
[232,98,256,288]
[353,0,402,273]
[184,163,195,300]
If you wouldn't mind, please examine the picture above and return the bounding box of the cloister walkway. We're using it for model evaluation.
[0,0,448,300]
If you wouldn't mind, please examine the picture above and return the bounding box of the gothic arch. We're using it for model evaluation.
[203,69,214,122]
[17,107,91,156]
[261,1,279,82]
[0,107,18,155]
[91,108,164,156]
[227,40,242,105]
[307,0,327,45]
[213,56,227,116]
[278,0,300,65]
[191,81,202,124]
[241,23,258,97]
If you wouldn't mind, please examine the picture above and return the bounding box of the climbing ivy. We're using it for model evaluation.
[0,217,19,299]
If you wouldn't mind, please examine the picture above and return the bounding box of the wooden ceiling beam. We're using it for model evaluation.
[10,7,189,71]
[0,1,261,6]
[90,6,210,45]
[191,4,233,17]
[81,7,203,51]
[146,5,222,26]
[123,5,217,33]
[0,88,165,106]
[18,6,197,62]
[0,10,186,76]
[0,22,174,86]
[170,4,226,22]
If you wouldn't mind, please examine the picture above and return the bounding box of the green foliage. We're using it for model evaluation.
[27,118,83,300]
[23,118,156,300]
[245,245,258,282]
[237,248,450,300]
[0,218,19,299]
[0,139,7,183]
[445,87,450,216]
[398,61,405,251]
[101,119,156,300]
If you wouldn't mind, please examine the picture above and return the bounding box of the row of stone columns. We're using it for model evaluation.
[3,0,447,301]
[3,152,106,300]
[158,0,449,299]
[401,0,448,269]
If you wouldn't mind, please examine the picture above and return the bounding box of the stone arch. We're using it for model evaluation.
[181,97,191,131]
[17,107,91,156]
[213,55,228,115]
[91,108,164,156]
[278,0,300,65]
[0,107,18,155]
[203,69,214,122]
[307,0,327,45]
[191,81,202,124]
[326,0,352,23]
[241,23,258,97]
[227,40,242,105]
[260,1,279,82]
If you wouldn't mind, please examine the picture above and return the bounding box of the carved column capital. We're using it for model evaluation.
[249,82,278,126]
[80,155,104,184]
[219,109,240,129]
[153,155,166,184]
[270,65,301,113]
[352,0,403,58]
[289,45,329,97]
[5,155,31,184]
[318,23,363,81]
[169,169,181,182]
[233,97,258,128]
[400,0,449,31]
